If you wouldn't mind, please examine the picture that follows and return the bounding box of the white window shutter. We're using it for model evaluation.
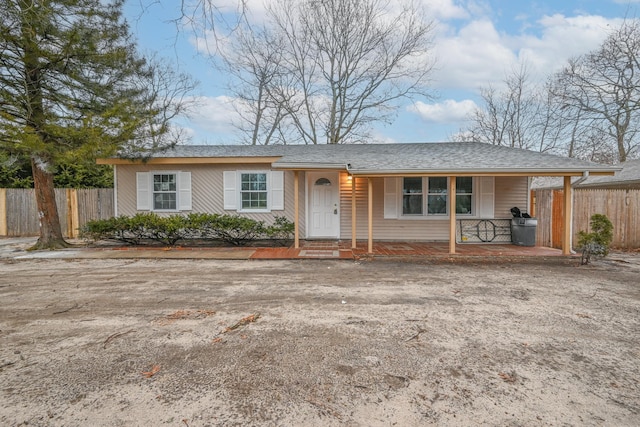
[384,177,399,219]
[136,172,150,210]
[270,171,284,210]
[178,172,192,211]
[478,176,495,218]
[223,171,237,210]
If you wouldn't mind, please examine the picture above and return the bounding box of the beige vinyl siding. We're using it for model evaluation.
[116,164,304,233]
[340,175,530,241]
[495,176,529,218]
[339,176,450,241]
[338,174,369,239]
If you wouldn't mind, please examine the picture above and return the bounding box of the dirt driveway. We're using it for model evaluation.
[1,251,639,426]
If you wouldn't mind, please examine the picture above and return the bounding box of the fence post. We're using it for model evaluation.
[66,189,79,238]
[0,188,6,236]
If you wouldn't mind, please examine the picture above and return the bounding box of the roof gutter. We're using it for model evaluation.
[347,167,618,176]
[272,162,350,170]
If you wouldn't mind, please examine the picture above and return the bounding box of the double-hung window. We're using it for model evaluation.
[223,170,284,212]
[455,177,473,215]
[402,177,423,215]
[153,173,177,210]
[136,171,191,212]
[427,177,448,215]
[240,172,268,210]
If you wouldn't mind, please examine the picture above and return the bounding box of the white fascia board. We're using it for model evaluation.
[348,167,621,176]
[272,162,349,170]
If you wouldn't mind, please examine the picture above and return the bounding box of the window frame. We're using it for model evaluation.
[402,177,424,216]
[427,177,448,216]
[455,176,474,216]
[151,171,179,212]
[238,171,270,213]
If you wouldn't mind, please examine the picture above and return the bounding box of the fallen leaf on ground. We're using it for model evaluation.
[499,372,517,383]
[224,313,261,333]
[155,309,216,325]
[142,365,160,378]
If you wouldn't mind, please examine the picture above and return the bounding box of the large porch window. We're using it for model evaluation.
[401,177,473,217]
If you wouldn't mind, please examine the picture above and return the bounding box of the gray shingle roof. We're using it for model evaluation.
[145,142,618,175]
[533,158,640,188]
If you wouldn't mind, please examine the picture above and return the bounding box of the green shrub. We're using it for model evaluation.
[125,213,154,244]
[212,215,265,246]
[80,214,147,245]
[264,216,295,246]
[184,212,222,240]
[79,216,117,243]
[80,212,293,247]
[142,213,191,246]
[577,213,613,264]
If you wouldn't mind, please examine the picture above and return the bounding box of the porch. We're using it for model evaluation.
[11,238,571,260]
[250,240,568,260]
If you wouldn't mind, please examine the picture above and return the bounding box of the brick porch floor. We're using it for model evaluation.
[250,240,568,259]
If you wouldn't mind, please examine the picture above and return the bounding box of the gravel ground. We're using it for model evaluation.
[0,241,639,426]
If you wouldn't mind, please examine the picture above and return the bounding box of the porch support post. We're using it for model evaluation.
[294,171,300,249]
[0,188,7,236]
[562,175,572,255]
[368,178,373,254]
[351,176,357,249]
[449,176,457,255]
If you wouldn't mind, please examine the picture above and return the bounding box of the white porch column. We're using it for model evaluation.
[351,176,357,249]
[449,176,457,255]
[368,178,373,254]
[563,175,572,255]
[294,171,300,249]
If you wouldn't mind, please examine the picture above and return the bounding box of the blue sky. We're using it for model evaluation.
[124,0,640,145]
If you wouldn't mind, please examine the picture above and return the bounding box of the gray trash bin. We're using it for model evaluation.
[511,218,537,246]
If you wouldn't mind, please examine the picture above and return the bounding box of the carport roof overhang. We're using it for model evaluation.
[98,157,619,177]
[342,168,619,177]
[271,163,619,177]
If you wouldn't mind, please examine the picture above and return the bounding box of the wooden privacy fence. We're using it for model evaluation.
[0,188,114,238]
[534,188,640,250]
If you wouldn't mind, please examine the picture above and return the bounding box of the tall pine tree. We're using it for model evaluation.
[0,0,194,248]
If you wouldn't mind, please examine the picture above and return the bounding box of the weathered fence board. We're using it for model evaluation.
[1,188,114,238]
[535,188,640,249]
[534,189,553,248]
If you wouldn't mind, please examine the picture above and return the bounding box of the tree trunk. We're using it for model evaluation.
[30,156,69,250]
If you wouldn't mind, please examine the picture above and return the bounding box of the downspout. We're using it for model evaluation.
[572,171,590,187]
[568,171,589,253]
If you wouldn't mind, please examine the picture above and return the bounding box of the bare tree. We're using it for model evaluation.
[134,0,248,53]
[221,26,292,145]
[553,19,640,163]
[463,64,561,153]
[220,0,436,145]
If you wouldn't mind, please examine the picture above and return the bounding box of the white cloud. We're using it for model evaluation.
[408,99,477,123]
[431,10,622,93]
[514,14,622,78]
[432,19,518,90]
[187,95,239,134]
[421,0,469,20]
